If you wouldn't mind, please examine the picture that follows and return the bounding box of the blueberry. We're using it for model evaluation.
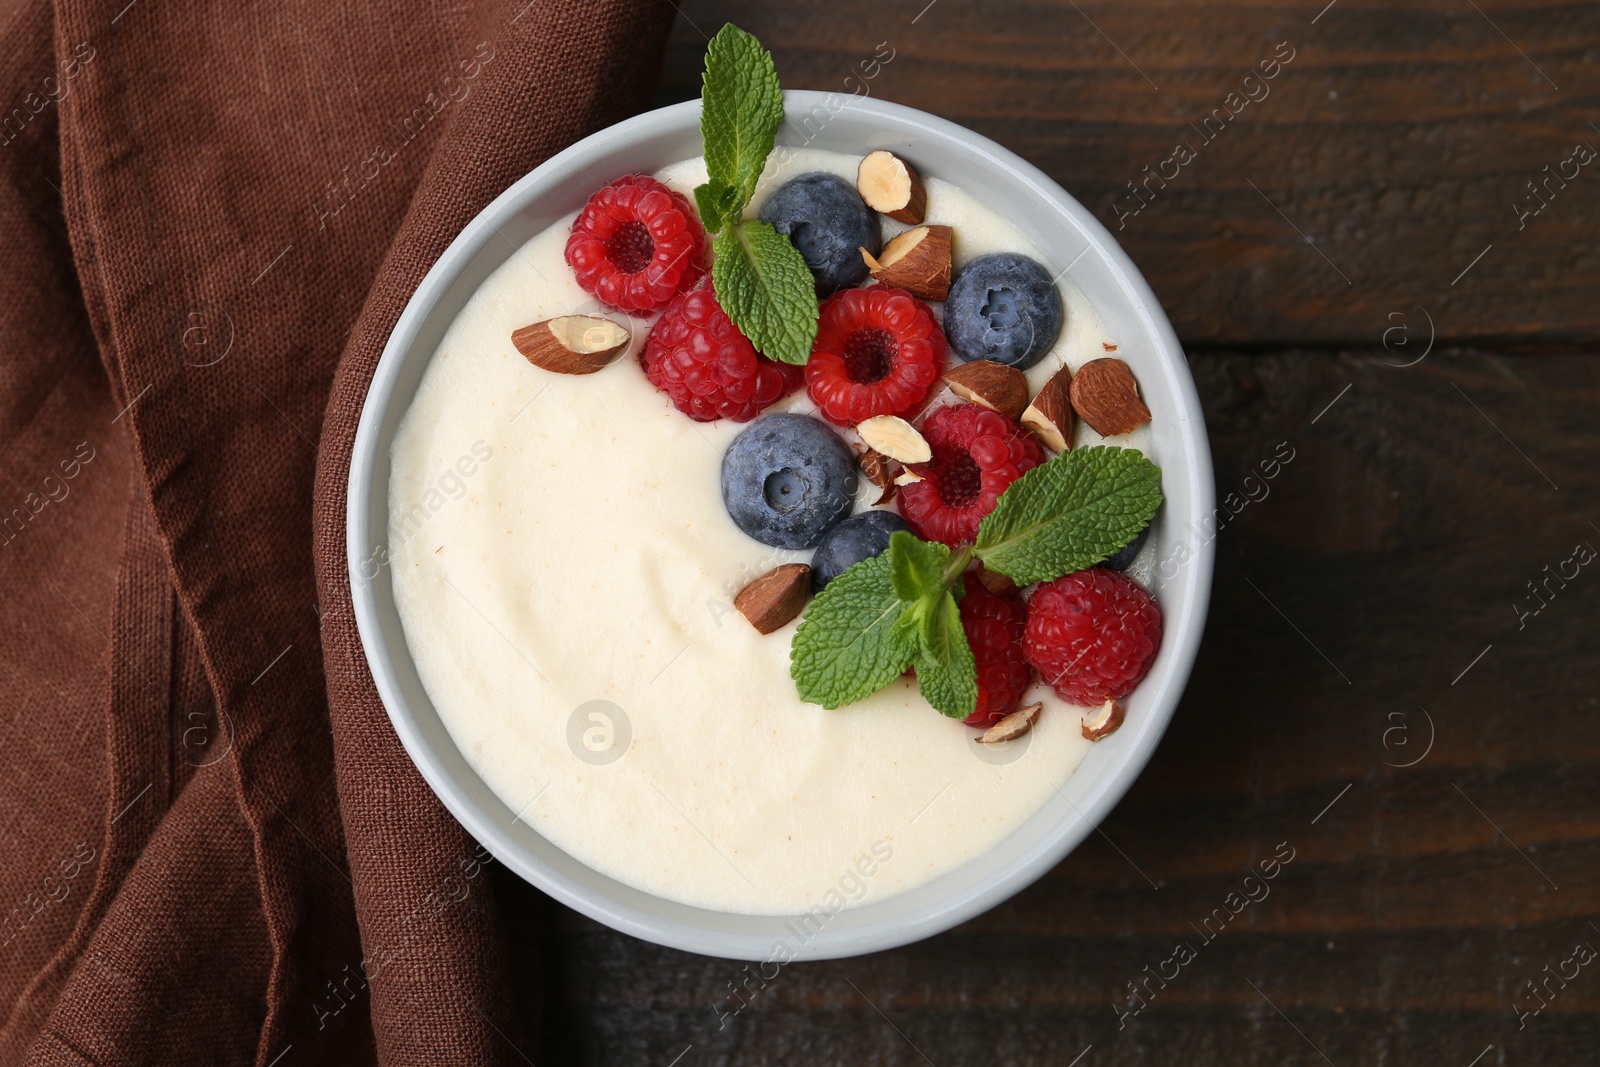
[722,414,857,549]
[757,173,881,294]
[1101,525,1150,571]
[944,252,1064,370]
[810,510,912,590]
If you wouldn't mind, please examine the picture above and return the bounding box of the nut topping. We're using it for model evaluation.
[511,315,630,375]
[1069,358,1151,438]
[861,224,951,301]
[856,149,928,224]
[1080,697,1126,741]
[853,444,899,506]
[857,415,933,465]
[1019,365,1074,452]
[734,564,812,635]
[944,360,1029,421]
[971,564,1019,597]
[976,702,1042,744]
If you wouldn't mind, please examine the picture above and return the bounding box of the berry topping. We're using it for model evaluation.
[896,404,1043,546]
[810,510,912,591]
[1100,525,1150,571]
[721,414,858,549]
[642,278,803,423]
[948,573,1033,728]
[1024,568,1162,707]
[756,172,881,294]
[805,287,944,426]
[565,175,707,313]
[944,252,1064,370]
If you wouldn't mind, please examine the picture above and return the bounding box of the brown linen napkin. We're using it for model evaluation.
[0,0,675,1062]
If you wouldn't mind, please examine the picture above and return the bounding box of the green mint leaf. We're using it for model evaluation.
[694,181,736,234]
[791,552,917,709]
[974,446,1162,584]
[911,590,978,718]
[712,221,819,366]
[699,23,783,215]
[695,24,819,366]
[884,532,977,718]
[793,531,977,716]
[887,531,947,603]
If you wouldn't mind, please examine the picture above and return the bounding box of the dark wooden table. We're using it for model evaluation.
[504,3,1600,1063]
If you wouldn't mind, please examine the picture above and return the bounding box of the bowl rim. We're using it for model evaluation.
[347,89,1215,959]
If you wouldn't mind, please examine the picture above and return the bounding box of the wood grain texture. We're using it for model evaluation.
[657,0,1600,346]
[505,8,1600,1061]
[512,350,1600,1065]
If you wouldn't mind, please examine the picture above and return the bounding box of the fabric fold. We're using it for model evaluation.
[0,0,677,1060]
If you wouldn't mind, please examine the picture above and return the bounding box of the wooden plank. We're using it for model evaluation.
[517,350,1600,1065]
[659,1,1600,345]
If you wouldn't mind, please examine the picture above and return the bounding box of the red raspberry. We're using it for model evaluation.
[948,573,1034,728]
[1024,568,1162,707]
[641,278,803,422]
[805,287,943,426]
[897,403,1043,546]
[565,175,706,313]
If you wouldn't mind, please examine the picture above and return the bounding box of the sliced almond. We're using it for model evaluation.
[1069,358,1151,437]
[893,468,925,486]
[857,149,927,224]
[853,445,899,506]
[945,360,1028,421]
[1020,365,1074,452]
[1102,341,1119,351]
[862,224,951,301]
[734,564,811,635]
[512,315,629,375]
[1081,697,1126,741]
[976,702,1042,744]
[857,415,932,465]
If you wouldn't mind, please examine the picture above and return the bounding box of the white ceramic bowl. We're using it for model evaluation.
[348,91,1214,960]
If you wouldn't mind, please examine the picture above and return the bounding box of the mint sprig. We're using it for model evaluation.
[792,533,977,715]
[699,25,782,226]
[888,528,950,603]
[790,552,917,710]
[974,446,1163,584]
[791,448,1163,717]
[695,24,818,366]
[711,222,818,369]
[904,581,978,719]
